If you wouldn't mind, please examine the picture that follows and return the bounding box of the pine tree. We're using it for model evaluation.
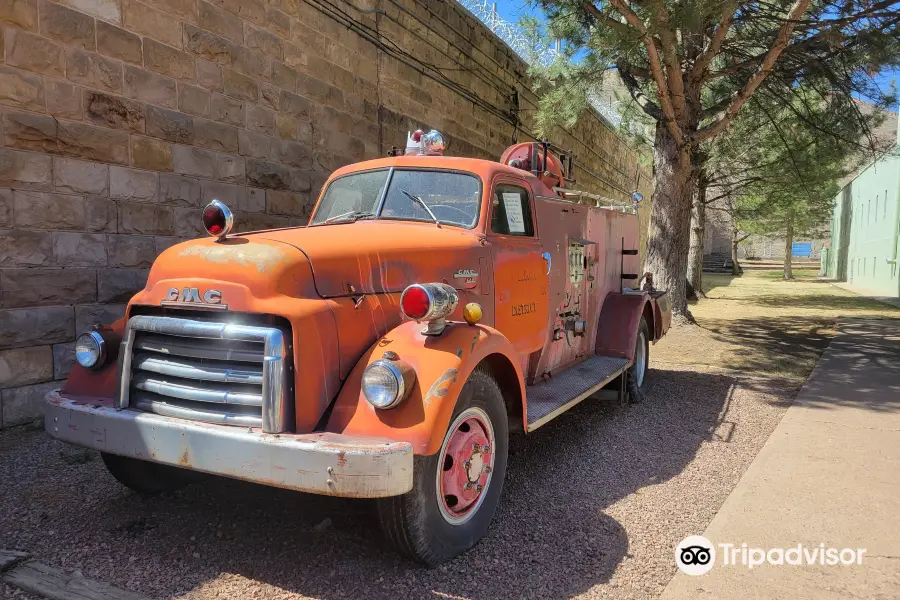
[706,89,876,279]
[529,0,899,320]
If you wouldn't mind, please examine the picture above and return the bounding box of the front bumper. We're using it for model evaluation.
[45,391,414,498]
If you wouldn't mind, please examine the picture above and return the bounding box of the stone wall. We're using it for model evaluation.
[0,0,650,427]
[743,236,826,260]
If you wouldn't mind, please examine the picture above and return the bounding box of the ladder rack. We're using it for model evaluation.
[552,187,636,214]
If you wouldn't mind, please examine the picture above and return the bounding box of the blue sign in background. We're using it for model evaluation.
[792,242,812,257]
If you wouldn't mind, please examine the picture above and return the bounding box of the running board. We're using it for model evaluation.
[525,355,631,431]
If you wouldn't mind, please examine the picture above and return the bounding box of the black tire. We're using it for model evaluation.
[626,316,650,403]
[376,367,509,566]
[101,453,204,495]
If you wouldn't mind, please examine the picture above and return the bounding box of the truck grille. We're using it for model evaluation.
[116,315,291,433]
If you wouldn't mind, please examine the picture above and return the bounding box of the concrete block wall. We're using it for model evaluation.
[0,0,650,427]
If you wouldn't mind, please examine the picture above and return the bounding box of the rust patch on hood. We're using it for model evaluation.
[179,243,287,273]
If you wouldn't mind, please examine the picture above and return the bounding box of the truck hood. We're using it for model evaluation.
[141,237,318,305]
[252,220,484,298]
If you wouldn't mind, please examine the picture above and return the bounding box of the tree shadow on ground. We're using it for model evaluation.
[792,318,900,414]
[3,369,746,600]
[743,293,900,311]
[698,316,836,378]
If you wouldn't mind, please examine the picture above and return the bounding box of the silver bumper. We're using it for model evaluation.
[45,391,414,498]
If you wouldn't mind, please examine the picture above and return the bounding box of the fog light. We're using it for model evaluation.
[75,331,106,369]
[463,302,483,325]
[362,359,416,409]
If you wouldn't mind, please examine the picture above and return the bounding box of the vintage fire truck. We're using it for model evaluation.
[46,130,670,565]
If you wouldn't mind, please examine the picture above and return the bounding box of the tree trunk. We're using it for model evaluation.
[644,124,695,322]
[783,210,794,280]
[686,171,707,296]
[731,230,741,276]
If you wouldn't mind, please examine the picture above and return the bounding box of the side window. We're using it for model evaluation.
[491,184,534,236]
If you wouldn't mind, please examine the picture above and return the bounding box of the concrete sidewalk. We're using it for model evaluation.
[661,318,900,600]
[830,281,900,309]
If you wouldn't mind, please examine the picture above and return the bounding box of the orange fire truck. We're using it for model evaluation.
[46,130,670,565]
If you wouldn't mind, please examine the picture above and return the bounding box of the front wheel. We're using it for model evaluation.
[376,368,509,566]
[101,453,204,495]
[626,316,650,402]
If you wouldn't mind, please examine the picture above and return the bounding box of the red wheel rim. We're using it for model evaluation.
[436,407,495,524]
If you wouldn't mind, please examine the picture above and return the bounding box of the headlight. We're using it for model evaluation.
[75,331,107,369]
[362,359,416,409]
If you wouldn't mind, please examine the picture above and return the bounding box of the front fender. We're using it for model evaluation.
[325,320,525,455]
[60,316,127,405]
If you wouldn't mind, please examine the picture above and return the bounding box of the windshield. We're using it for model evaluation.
[310,168,482,228]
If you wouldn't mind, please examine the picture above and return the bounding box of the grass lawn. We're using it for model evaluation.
[753,268,820,281]
[652,269,900,380]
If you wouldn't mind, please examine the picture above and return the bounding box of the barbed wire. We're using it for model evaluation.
[455,0,623,127]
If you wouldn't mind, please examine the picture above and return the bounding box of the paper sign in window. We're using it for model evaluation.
[502,192,526,233]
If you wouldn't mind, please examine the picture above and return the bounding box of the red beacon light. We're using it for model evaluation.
[202,199,233,241]
[400,283,459,335]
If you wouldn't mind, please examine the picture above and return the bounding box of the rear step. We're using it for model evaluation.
[525,355,631,431]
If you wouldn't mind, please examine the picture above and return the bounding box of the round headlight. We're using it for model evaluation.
[75,331,106,369]
[362,359,415,409]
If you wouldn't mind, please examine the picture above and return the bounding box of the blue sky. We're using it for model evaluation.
[488,0,898,108]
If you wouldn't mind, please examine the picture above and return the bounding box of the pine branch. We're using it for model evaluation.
[689,3,738,85]
[580,1,634,37]
[617,62,663,119]
[705,6,899,83]
[646,0,687,120]
[606,0,686,146]
[694,0,813,143]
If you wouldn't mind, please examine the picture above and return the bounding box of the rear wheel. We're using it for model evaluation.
[377,368,509,566]
[626,316,650,402]
[101,453,204,495]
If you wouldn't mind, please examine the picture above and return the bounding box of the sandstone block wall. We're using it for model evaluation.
[0,0,650,427]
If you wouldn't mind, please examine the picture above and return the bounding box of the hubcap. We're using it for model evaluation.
[436,407,495,525]
[635,331,647,387]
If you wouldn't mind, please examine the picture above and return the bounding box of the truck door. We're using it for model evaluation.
[487,180,549,357]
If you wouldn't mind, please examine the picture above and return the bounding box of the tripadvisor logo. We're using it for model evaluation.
[675,536,867,575]
[675,535,715,576]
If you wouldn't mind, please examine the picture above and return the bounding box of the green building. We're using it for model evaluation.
[825,125,900,298]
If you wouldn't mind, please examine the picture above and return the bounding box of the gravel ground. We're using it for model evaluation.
[0,361,797,600]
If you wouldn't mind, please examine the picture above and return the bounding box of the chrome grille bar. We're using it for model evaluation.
[134,334,266,363]
[132,353,264,385]
[117,315,290,433]
[132,372,263,406]
[133,392,263,427]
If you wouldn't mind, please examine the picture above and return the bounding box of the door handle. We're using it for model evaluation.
[541,251,552,275]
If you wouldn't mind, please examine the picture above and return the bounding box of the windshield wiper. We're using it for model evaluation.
[319,210,375,225]
[399,189,441,228]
